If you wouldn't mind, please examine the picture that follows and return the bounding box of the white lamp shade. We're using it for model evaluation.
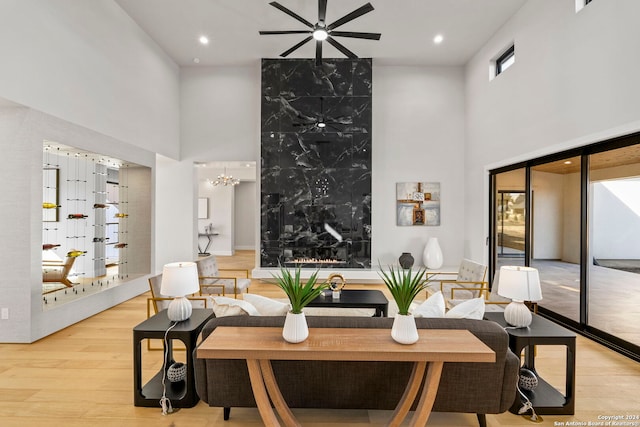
[161,262,200,297]
[497,266,542,302]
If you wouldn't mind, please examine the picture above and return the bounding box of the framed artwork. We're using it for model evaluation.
[198,197,209,219]
[396,182,440,226]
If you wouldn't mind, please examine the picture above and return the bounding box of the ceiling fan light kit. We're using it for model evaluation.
[260,0,381,66]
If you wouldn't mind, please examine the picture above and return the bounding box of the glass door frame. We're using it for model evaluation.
[488,132,640,363]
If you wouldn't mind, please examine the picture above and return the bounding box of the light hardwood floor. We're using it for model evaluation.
[2,250,640,426]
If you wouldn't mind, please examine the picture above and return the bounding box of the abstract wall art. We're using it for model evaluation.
[396,182,440,226]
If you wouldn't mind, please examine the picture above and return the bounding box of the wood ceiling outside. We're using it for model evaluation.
[532,144,640,174]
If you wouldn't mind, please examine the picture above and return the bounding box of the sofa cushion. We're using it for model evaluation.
[413,291,445,318]
[243,293,290,316]
[211,296,259,317]
[445,297,485,320]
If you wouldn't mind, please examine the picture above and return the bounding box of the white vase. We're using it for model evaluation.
[282,311,309,343]
[423,237,443,269]
[391,313,419,345]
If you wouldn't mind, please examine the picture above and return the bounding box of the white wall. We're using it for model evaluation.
[181,64,468,269]
[155,155,198,269]
[372,66,466,267]
[234,182,257,250]
[180,66,261,162]
[0,0,180,342]
[0,108,154,342]
[0,0,180,158]
[465,0,640,263]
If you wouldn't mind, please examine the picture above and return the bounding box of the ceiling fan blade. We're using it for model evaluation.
[259,30,313,35]
[318,0,327,24]
[326,36,357,58]
[269,1,314,28]
[280,36,313,57]
[329,31,381,40]
[315,40,323,66]
[326,3,374,31]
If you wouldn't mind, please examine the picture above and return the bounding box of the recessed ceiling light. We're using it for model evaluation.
[193,57,200,64]
[433,34,444,44]
[564,161,572,165]
[199,35,209,45]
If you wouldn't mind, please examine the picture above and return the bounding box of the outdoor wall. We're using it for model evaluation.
[465,0,640,263]
[531,171,563,260]
[592,179,640,260]
[562,172,581,264]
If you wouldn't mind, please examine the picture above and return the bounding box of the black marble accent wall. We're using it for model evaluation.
[261,58,372,269]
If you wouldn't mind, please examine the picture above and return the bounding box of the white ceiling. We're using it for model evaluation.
[115,0,526,67]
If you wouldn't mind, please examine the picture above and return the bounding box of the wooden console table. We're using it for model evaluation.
[197,326,495,427]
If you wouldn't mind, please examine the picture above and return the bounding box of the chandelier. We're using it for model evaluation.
[211,168,239,186]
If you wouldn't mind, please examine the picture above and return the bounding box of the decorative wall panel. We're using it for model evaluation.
[260,59,372,268]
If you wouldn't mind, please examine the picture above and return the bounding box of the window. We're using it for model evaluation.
[495,45,515,76]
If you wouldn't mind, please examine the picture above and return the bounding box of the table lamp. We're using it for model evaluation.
[497,266,542,328]
[161,262,200,322]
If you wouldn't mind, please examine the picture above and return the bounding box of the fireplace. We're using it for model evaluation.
[260,58,372,269]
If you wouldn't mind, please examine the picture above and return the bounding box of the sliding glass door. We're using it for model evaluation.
[489,134,640,361]
[530,156,581,323]
[493,169,526,274]
[588,146,640,347]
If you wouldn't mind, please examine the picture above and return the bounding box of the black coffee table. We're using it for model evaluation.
[307,289,389,317]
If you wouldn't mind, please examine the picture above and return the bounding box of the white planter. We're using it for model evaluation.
[423,237,443,269]
[282,311,309,343]
[391,313,419,345]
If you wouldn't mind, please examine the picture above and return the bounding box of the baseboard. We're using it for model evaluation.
[234,245,256,250]
[213,250,234,256]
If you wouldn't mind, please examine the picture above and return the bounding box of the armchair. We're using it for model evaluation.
[194,255,250,298]
[42,255,77,290]
[425,258,488,303]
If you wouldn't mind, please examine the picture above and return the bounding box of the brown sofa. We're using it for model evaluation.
[194,315,519,427]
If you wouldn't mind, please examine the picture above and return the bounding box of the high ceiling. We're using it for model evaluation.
[114,0,526,67]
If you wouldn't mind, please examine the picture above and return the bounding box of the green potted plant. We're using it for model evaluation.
[379,265,427,344]
[273,266,329,343]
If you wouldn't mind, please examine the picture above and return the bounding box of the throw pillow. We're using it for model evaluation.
[445,297,485,320]
[413,291,445,318]
[387,300,418,318]
[243,293,290,316]
[211,296,260,317]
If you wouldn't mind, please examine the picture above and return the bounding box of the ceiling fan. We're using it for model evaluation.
[259,0,381,66]
[292,97,350,132]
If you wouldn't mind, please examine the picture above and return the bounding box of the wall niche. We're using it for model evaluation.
[41,141,151,307]
[260,58,372,269]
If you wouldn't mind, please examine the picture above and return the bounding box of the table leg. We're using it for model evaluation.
[408,361,444,427]
[387,361,427,427]
[246,359,281,427]
[259,360,301,427]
